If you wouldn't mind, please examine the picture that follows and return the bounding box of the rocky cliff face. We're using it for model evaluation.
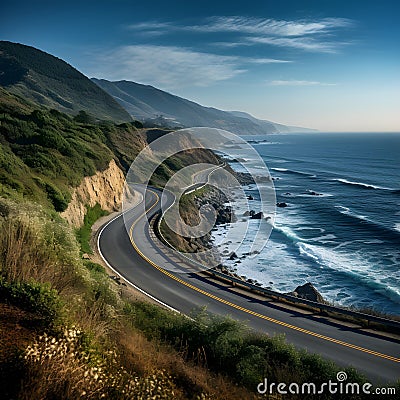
[61,159,128,227]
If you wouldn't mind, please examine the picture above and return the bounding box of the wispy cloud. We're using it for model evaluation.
[190,16,353,37]
[126,21,173,37]
[248,36,343,53]
[247,58,292,64]
[268,80,337,86]
[127,16,354,53]
[86,45,288,89]
[128,22,172,30]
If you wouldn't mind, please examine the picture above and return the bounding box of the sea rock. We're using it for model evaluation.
[305,190,322,196]
[255,175,272,183]
[251,211,264,219]
[235,172,255,185]
[229,252,238,260]
[276,202,288,208]
[289,282,325,303]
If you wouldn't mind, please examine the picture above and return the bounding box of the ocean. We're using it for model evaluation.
[212,133,400,315]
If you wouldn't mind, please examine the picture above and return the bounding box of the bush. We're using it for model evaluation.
[76,203,108,254]
[0,199,82,293]
[73,110,95,124]
[123,301,369,395]
[0,279,62,325]
[44,181,70,212]
[20,327,178,400]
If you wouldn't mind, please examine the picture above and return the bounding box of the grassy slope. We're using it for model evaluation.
[0,88,218,211]
[0,41,131,123]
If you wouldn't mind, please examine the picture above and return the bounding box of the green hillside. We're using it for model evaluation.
[0,87,114,210]
[0,41,131,123]
[0,87,218,212]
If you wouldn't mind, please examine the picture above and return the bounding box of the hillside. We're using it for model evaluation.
[0,87,220,213]
[92,78,316,134]
[0,41,131,123]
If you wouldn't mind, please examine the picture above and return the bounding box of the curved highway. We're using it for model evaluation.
[98,184,400,383]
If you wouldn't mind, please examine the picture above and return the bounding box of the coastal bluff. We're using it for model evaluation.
[60,159,129,227]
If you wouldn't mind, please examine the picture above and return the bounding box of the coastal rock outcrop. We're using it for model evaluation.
[61,159,134,227]
[289,282,325,303]
[251,211,264,219]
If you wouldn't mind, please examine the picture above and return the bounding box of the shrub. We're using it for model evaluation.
[0,279,61,325]
[0,199,81,293]
[44,181,70,211]
[123,301,370,395]
[21,326,178,400]
[76,204,108,254]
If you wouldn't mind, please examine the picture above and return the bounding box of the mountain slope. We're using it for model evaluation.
[229,110,315,133]
[0,41,131,122]
[92,78,316,134]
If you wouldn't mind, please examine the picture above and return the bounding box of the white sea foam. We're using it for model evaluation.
[310,234,337,242]
[335,205,367,221]
[333,178,392,191]
[271,167,316,178]
[297,242,400,304]
[271,168,288,172]
[213,152,400,313]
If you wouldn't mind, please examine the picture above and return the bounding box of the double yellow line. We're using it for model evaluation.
[128,188,400,364]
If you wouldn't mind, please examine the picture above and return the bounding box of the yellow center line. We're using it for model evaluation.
[128,188,400,364]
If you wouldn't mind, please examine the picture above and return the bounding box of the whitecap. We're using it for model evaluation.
[333,178,392,191]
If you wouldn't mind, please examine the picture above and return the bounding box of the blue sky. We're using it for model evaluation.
[1,0,399,131]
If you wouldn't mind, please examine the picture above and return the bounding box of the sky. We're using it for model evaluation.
[1,0,400,132]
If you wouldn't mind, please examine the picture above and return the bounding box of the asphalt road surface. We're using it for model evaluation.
[98,184,400,384]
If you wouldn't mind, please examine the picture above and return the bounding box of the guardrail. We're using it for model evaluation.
[205,268,400,330]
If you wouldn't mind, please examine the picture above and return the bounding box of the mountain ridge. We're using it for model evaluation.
[0,41,131,122]
[92,78,316,134]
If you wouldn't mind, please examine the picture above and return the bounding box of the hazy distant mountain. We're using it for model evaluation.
[0,41,131,122]
[228,111,314,133]
[92,78,316,134]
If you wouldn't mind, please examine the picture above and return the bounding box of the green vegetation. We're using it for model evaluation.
[123,302,371,398]
[0,88,115,209]
[0,41,131,122]
[0,279,61,326]
[76,204,108,254]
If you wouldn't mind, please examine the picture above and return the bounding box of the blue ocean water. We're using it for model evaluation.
[215,133,400,315]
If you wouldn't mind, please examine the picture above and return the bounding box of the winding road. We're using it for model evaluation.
[98,184,400,384]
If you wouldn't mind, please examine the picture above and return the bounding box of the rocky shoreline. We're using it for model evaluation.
[191,170,326,304]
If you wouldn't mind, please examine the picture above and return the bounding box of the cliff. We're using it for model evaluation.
[60,159,129,227]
